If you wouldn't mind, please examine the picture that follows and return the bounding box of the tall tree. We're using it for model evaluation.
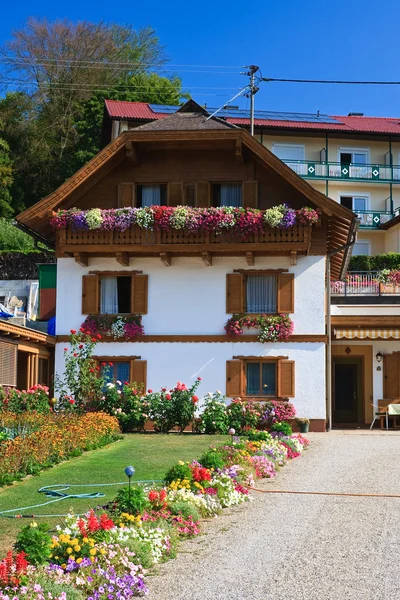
[0,119,13,218]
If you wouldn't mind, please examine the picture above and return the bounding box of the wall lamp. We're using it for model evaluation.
[376,351,383,371]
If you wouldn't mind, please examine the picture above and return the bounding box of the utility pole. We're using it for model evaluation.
[243,65,260,136]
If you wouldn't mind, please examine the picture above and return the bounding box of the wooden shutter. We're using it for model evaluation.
[168,182,183,206]
[196,181,210,207]
[0,341,17,386]
[131,275,148,314]
[277,273,294,313]
[226,273,244,313]
[118,183,134,207]
[384,355,400,399]
[243,181,258,208]
[226,360,243,397]
[131,360,147,393]
[82,275,99,314]
[278,360,295,398]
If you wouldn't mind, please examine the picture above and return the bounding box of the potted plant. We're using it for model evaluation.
[295,417,310,433]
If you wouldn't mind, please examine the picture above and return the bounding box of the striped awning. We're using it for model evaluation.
[334,329,400,340]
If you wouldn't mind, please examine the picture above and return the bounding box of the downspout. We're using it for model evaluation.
[325,218,360,431]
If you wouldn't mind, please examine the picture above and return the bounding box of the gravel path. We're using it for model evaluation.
[148,432,400,600]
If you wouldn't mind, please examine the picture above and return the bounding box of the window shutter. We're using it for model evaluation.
[243,181,258,208]
[118,183,134,207]
[277,273,294,313]
[383,355,400,398]
[0,341,17,386]
[226,360,243,397]
[168,182,183,206]
[82,275,99,315]
[278,360,295,398]
[226,273,244,313]
[131,360,147,394]
[196,181,210,207]
[131,275,148,314]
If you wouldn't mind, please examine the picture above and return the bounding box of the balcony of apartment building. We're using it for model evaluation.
[271,143,400,230]
[330,272,400,305]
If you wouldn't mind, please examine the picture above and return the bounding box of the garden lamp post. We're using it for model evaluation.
[125,466,135,515]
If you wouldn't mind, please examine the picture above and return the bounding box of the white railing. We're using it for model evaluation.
[331,272,400,296]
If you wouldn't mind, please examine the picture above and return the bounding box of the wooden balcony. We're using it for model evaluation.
[56,224,312,266]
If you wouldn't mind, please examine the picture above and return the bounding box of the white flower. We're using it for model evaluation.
[117,390,122,395]
[106,383,115,389]
[216,390,222,394]
[116,380,122,386]
[207,392,213,397]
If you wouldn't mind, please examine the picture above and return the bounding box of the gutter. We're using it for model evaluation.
[325,217,359,432]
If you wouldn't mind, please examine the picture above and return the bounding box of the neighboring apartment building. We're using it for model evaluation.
[16,100,357,431]
[101,100,400,427]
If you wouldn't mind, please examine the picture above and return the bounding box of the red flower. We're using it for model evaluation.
[64,348,68,352]
[166,394,171,400]
[159,489,167,501]
[79,344,84,349]
[132,389,137,394]
[73,353,78,357]
[108,362,113,367]
[89,368,95,373]
[124,381,129,385]
[192,395,199,404]
[97,334,102,339]
[96,366,100,371]
[148,490,159,503]
[101,362,106,366]
[148,389,152,393]
[69,399,75,404]
[79,327,85,333]
[197,377,202,381]
[70,329,76,334]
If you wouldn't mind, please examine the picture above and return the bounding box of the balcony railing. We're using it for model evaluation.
[282,159,400,183]
[331,272,400,296]
[354,210,393,229]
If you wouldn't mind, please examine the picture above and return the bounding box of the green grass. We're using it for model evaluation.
[0,434,227,552]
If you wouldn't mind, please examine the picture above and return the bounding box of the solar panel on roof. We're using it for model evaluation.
[149,104,180,114]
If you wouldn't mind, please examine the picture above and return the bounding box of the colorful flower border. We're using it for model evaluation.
[51,205,319,234]
[225,314,294,342]
[82,315,144,340]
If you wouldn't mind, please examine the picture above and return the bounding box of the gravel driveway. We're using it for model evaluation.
[148,431,400,600]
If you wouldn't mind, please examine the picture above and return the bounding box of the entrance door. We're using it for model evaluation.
[333,357,363,424]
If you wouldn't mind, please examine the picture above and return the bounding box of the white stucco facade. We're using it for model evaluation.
[56,255,326,336]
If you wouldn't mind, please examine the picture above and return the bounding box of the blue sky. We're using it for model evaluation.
[1,0,400,117]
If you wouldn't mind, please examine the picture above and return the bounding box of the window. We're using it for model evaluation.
[246,361,277,396]
[226,358,295,398]
[352,240,370,256]
[226,272,294,315]
[212,183,242,207]
[246,274,277,313]
[101,361,131,383]
[95,357,147,392]
[100,276,131,314]
[340,195,368,211]
[272,144,305,161]
[82,274,148,316]
[339,149,369,165]
[137,184,167,207]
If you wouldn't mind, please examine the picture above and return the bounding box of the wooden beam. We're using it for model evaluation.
[116,252,130,267]
[201,251,212,266]
[125,141,139,165]
[235,138,244,163]
[74,252,88,267]
[245,252,254,266]
[290,250,297,265]
[160,252,171,266]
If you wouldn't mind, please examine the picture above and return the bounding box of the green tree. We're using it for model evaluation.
[0,119,13,218]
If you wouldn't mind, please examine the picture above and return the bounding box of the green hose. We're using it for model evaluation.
[0,479,163,519]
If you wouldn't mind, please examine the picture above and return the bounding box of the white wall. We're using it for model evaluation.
[332,305,400,316]
[55,341,326,419]
[56,255,326,336]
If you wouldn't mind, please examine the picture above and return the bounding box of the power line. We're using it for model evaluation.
[264,77,400,85]
[0,56,242,69]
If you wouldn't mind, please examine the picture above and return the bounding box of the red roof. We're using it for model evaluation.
[104,100,400,135]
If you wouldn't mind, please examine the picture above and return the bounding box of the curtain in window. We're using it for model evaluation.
[141,185,161,207]
[262,363,276,396]
[101,277,118,314]
[246,275,277,313]
[220,184,242,207]
[246,363,260,396]
[116,362,130,383]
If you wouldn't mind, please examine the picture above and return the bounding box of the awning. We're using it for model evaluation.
[334,329,400,340]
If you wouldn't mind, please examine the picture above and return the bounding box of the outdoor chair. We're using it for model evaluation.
[370,400,390,430]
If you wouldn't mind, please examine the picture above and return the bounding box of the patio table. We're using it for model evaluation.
[388,404,400,430]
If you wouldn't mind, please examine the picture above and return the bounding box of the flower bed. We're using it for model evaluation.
[82,315,144,340]
[51,205,319,234]
[0,412,121,486]
[0,385,50,414]
[225,314,294,341]
[0,432,310,599]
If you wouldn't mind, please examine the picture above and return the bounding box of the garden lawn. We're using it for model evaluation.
[0,433,227,552]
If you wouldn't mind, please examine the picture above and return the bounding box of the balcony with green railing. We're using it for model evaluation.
[282,159,400,183]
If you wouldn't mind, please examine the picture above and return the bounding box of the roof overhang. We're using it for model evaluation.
[0,319,56,346]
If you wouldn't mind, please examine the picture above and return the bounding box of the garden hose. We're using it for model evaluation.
[0,479,162,519]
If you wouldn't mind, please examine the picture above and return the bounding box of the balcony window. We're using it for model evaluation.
[246,274,277,313]
[340,195,368,212]
[212,183,242,207]
[246,361,277,397]
[100,276,131,314]
[137,184,167,207]
[352,240,370,256]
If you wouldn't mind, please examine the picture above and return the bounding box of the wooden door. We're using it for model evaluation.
[384,354,400,399]
[333,358,363,424]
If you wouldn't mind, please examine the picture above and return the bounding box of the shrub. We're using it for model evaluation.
[270,421,293,436]
[226,398,262,432]
[245,429,272,442]
[15,523,52,565]
[259,400,296,429]
[0,385,50,414]
[169,500,201,523]
[348,252,400,272]
[198,448,225,470]
[197,391,229,434]
[114,486,149,516]
[148,379,202,433]
[164,462,192,485]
